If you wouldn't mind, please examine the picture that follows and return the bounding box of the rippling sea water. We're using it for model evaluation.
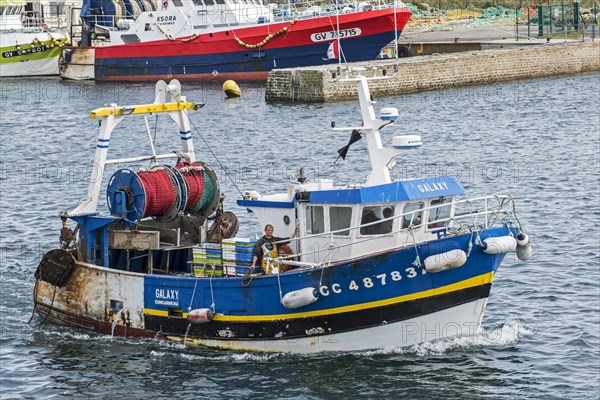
[0,73,598,399]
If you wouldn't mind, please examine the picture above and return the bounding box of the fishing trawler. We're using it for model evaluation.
[0,0,70,77]
[33,74,532,352]
[59,0,412,81]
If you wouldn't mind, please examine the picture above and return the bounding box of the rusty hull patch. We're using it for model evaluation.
[34,261,146,333]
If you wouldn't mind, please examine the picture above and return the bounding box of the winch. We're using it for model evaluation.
[106,161,220,224]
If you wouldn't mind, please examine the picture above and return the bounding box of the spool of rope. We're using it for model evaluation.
[107,167,182,224]
[195,170,215,212]
[138,168,176,216]
[176,162,205,213]
[176,162,218,217]
[107,163,220,224]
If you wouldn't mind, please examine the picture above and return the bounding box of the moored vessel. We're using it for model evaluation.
[59,0,412,81]
[0,0,70,77]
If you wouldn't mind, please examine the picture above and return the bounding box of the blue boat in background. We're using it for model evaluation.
[33,73,532,352]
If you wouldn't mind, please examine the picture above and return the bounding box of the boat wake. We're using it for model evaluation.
[151,349,285,362]
[365,320,536,357]
[146,321,537,361]
[31,319,534,362]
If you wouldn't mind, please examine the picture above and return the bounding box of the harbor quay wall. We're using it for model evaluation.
[265,43,600,103]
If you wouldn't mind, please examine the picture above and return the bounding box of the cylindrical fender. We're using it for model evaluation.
[187,308,214,324]
[481,236,517,254]
[516,233,533,261]
[282,287,318,309]
[424,249,467,273]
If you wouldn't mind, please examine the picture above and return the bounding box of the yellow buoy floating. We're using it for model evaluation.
[223,80,241,98]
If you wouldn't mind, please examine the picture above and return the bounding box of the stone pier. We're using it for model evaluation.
[265,43,599,103]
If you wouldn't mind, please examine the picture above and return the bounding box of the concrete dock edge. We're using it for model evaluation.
[265,43,600,103]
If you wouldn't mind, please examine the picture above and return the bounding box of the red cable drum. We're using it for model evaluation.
[138,169,177,217]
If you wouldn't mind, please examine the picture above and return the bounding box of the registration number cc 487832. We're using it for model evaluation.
[319,267,426,296]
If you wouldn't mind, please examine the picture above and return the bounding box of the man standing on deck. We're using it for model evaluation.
[250,224,297,273]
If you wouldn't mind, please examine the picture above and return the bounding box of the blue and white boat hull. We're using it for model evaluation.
[35,227,511,352]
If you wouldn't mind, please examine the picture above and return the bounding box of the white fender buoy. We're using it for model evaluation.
[424,249,467,273]
[516,233,532,261]
[481,236,517,255]
[282,287,318,310]
[187,308,214,324]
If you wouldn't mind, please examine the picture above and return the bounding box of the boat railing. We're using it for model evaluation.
[84,14,117,30]
[41,14,69,29]
[270,194,519,266]
[0,8,69,30]
[273,0,401,21]
[20,11,43,27]
[79,0,403,30]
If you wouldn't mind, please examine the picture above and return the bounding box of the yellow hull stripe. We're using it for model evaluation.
[144,272,495,321]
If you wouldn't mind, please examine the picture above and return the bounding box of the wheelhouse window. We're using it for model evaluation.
[172,0,183,6]
[192,0,204,6]
[330,206,352,236]
[306,205,325,235]
[402,203,424,229]
[428,197,452,229]
[49,3,66,16]
[360,205,394,235]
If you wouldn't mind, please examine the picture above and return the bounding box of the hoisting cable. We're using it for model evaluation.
[143,115,158,167]
[166,85,245,198]
[153,114,159,145]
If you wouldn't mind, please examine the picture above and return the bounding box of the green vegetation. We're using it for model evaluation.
[279,0,599,12]
[406,0,598,10]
